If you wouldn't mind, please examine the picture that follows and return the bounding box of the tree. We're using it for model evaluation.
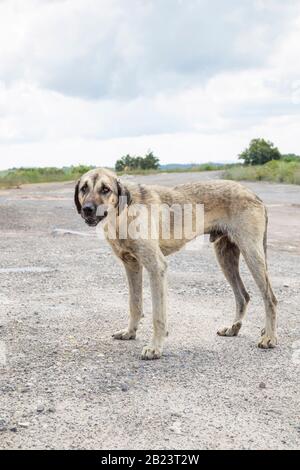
[115,154,138,172]
[115,151,160,172]
[239,139,281,166]
[140,151,160,170]
[281,153,300,162]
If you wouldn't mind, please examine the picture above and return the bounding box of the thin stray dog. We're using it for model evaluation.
[74,168,278,360]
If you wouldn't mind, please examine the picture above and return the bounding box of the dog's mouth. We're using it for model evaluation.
[84,217,100,227]
[83,212,108,227]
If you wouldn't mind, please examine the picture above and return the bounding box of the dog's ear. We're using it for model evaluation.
[74,180,81,213]
[116,179,131,214]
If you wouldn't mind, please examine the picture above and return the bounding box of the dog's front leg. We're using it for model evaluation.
[113,263,143,340]
[141,255,168,360]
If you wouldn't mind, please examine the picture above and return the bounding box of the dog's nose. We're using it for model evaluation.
[82,202,96,216]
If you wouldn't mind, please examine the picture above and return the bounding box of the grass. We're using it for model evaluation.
[0,163,231,188]
[2,160,299,188]
[223,160,300,185]
[117,163,235,176]
[0,165,94,189]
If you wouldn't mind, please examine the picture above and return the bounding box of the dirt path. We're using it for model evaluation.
[0,172,299,449]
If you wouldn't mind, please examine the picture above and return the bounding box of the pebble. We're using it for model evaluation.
[1,385,15,392]
[121,384,129,392]
[37,404,45,413]
[18,422,30,428]
[170,421,182,435]
[10,426,18,433]
[259,382,266,389]
[0,418,7,431]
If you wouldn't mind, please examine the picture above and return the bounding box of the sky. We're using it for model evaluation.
[0,0,300,170]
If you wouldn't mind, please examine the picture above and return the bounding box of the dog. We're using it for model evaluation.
[74,167,278,359]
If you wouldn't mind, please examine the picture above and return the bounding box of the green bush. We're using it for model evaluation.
[239,138,281,165]
[0,165,95,188]
[115,151,160,172]
[281,153,300,163]
[224,160,300,184]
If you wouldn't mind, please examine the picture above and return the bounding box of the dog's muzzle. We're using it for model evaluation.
[82,203,107,226]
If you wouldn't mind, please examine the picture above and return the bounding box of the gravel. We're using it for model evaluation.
[0,173,299,449]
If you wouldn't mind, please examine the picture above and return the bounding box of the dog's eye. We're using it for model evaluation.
[101,186,111,195]
[81,185,88,194]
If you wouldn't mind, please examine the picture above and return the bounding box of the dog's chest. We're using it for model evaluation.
[106,237,138,265]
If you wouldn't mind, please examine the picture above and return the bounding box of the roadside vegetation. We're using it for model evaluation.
[0,150,232,189]
[224,138,300,184]
[0,165,93,189]
[115,150,235,174]
[224,160,300,184]
[1,139,299,188]
[116,162,234,175]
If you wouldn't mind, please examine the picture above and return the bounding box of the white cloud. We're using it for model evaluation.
[0,0,300,169]
[1,0,298,98]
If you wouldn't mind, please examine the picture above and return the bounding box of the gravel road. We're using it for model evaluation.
[0,171,299,449]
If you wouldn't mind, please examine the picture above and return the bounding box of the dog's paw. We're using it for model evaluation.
[112,329,136,340]
[141,345,162,360]
[217,322,242,337]
[258,334,277,349]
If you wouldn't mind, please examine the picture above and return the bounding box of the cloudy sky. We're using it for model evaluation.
[0,0,300,170]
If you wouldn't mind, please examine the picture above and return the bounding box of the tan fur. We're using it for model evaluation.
[75,168,278,359]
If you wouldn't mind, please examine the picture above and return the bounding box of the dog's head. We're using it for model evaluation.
[74,168,131,226]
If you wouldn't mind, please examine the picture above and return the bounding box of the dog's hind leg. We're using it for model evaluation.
[214,236,250,337]
[113,261,143,340]
[239,240,278,349]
